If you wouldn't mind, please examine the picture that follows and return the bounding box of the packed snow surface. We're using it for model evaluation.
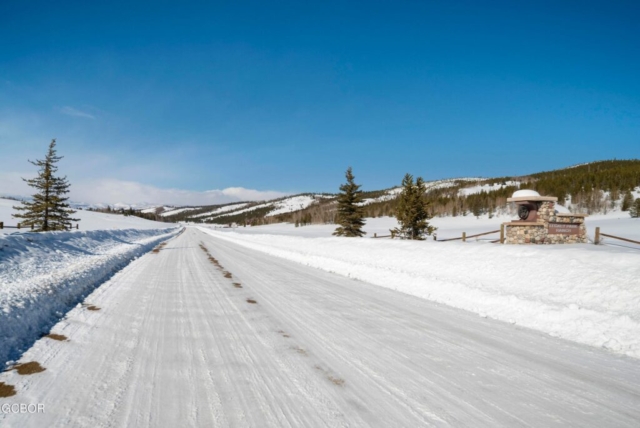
[202,214,640,359]
[2,228,639,427]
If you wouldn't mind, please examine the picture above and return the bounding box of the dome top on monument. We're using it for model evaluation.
[511,189,540,198]
[507,189,557,203]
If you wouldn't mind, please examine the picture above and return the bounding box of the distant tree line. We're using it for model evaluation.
[273,160,640,225]
[86,206,169,222]
[122,159,640,228]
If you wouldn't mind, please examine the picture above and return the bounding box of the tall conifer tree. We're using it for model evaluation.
[392,173,436,240]
[621,191,634,211]
[13,139,79,231]
[333,167,366,237]
[630,198,640,218]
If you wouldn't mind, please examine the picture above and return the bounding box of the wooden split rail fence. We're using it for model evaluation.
[372,233,393,239]
[372,225,506,243]
[367,225,639,248]
[437,226,504,243]
[594,227,640,246]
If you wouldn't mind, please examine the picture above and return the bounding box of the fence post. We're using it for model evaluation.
[76,224,79,229]
[595,227,600,245]
[500,224,505,244]
[0,221,3,229]
[17,223,20,229]
[31,223,34,230]
[374,233,377,238]
[391,231,395,239]
[462,232,466,242]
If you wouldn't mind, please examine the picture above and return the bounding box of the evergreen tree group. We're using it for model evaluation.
[13,139,79,231]
[295,213,312,227]
[333,167,366,237]
[630,198,640,218]
[392,173,436,240]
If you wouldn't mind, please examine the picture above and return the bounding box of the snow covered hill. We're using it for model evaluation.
[164,194,332,224]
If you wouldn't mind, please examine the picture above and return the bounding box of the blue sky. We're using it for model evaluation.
[1,1,638,205]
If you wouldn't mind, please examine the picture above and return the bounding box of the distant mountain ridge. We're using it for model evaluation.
[160,159,640,225]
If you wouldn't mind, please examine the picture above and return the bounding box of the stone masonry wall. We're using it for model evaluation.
[537,201,555,223]
[505,201,588,244]
[505,224,546,244]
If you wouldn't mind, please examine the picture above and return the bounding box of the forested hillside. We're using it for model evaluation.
[154,160,640,226]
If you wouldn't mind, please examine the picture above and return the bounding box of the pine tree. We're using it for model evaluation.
[621,191,634,211]
[13,139,79,231]
[630,198,640,218]
[333,167,366,237]
[392,174,436,240]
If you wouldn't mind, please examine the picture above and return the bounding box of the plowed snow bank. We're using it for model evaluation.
[0,227,181,365]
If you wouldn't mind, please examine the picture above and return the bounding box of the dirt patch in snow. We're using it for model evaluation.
[246,299,257,304]
[200,242,224,269]
[13,361,46,375]
[291,346,307,356]
[151,242,167,254]
[329,376,345,386]
[223,271,232,279]
[45,334,68,341]
[0,382,16,397]
[82,303,101,311]
[314,365,345,387]
[233,282,242,288]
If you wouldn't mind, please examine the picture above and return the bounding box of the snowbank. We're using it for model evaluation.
[199,227,640,359]
[0,227,182,366]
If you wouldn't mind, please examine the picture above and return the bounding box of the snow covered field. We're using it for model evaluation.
[0,198,171,235]
[201,212,640,248]
[200,212,640,359]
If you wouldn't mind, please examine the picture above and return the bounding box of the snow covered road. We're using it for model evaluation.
[2,227,640,427]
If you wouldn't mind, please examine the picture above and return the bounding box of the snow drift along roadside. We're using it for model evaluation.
[0,227,182,366]
[200,227,640,359]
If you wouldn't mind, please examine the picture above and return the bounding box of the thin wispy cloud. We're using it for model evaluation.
[59,106,96,120]
[0,173,289,207]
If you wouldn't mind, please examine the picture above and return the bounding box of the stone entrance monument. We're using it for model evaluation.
[504,190,588,244]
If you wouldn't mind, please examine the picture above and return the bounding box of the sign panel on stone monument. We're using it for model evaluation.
[548,222,580,235]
